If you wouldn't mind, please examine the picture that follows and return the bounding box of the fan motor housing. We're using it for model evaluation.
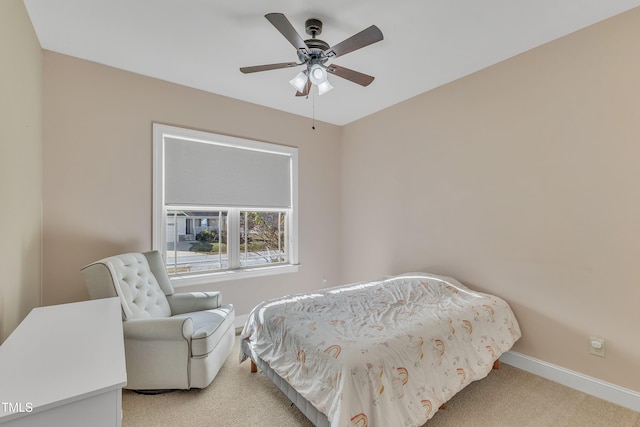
[304,39,330,52]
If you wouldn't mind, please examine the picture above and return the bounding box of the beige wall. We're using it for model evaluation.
[341,8,640,392]
[42,51,342,316]
[0,0,42,343]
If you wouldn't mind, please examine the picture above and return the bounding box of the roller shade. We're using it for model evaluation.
[164,137,292,208]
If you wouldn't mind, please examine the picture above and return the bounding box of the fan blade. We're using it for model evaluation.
[326,64,375,86]
[295,79,312,97]
[265,13,310,58]
[240,62,299,74]
[325,25,383,59]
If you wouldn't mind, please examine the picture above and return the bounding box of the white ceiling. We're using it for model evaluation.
[23,0,640,126]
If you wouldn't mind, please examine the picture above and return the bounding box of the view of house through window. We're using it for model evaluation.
[165,209,288,275]
[166,210,228,274]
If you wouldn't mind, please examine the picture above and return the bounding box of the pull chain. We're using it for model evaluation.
[312,89,316,130]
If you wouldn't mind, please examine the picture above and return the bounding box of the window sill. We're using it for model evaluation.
[169,264,300,288]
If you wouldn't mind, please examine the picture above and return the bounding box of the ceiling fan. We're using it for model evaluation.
[240,13,383,96]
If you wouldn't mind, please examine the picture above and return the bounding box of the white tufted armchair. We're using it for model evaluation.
[81,251,235,390]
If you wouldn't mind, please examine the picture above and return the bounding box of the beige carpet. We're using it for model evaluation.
[122,337,640,427]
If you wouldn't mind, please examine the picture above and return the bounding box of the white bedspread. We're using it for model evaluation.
[240,273,521,427]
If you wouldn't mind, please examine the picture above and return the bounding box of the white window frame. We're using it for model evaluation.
[152,124,299,287]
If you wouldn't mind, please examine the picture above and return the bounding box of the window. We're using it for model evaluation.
[153,124,298,286]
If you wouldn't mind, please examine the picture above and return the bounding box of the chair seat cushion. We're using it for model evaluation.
[173,304,235,358]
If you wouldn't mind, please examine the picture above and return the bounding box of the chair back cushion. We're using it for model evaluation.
[83,253,172,320]
[143,250,175,296]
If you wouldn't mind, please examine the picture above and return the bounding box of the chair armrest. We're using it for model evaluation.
[123,317,193,341]
[167,291,222,315]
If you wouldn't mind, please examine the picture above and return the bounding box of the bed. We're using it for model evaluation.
[240,273,521,427]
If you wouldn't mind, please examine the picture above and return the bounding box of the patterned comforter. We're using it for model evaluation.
[240,273,521,427]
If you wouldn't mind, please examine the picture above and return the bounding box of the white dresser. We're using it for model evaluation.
[0,298,127,426]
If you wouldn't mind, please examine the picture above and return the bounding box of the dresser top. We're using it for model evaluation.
[0,298,126,421]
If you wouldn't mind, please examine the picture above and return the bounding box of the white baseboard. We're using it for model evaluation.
[500,351,640,413]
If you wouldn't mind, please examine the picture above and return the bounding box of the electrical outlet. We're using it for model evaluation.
[589,336,605,357]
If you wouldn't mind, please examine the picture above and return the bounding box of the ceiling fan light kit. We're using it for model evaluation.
[240,13,383,97]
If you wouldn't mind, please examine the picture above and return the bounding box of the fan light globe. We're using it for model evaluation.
[308,64,327,85]
[317,80,333,95]
[289,71,308,92]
